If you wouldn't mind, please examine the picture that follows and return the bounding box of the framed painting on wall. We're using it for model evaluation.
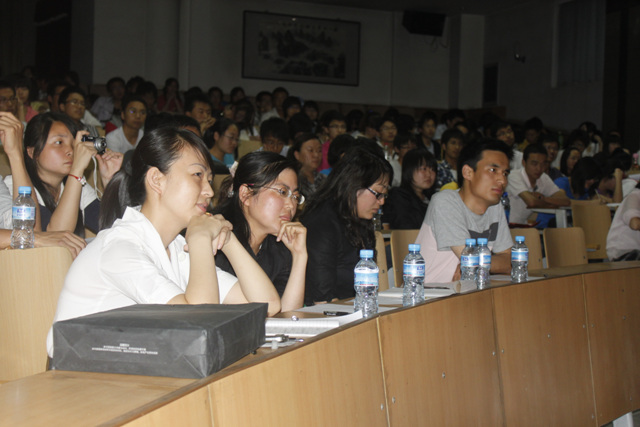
[242,11,360,86]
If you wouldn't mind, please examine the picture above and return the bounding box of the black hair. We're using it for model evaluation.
[302,145,392,251]
[441,128,464,146]
[446,109,466,123]
[173,115,201,133]
[396,114,416,134]
[570,157,601,199]
[376,117,396,132]
[610,147,632,171]
[14,77,34,102]
[401,149,437,198]
[272,87,289,97]
[46,79,69,98]
[162,78,179,97]
[136,81,158,100]
[362,111,381,132]
[392,132,414,150]
[320,110,346,129]
[541,134,559,146]
[603,133,623,154]
[184,92,212,114]
[229,86,245,102]
[345,109,364,133]
[121,94,147,114]
[126,76,144,94]
[23,113,84,235]
[100,127,213,230]
[144,112,176,133]
[327,134,356,167]
[303,100,319,113]
[255,91,271,103]
[559,146,581,176]
[287,112,314,137]
[203,118,237,150]
[565,129,590,150]
[260,117,289,143]
[523,143,549,162]
[0,80,15,93]
[212,151,298,248]
[457,139,513,188]
[282,96,302,118]
[106,77,125,93]
[489,120,511,138]
[524,117,544,132]
[417,111,438,129]
[287,132,320,162]
[57,86,86,108]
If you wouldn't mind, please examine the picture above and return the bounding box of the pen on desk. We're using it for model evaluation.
[323,310,350,316]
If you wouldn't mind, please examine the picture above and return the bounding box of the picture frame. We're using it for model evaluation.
[242,11,360,86]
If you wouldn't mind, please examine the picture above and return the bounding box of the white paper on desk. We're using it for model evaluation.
[297,303,394,314]
[266,311,364,337]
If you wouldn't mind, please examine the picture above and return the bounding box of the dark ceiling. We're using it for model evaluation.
[287,0,535,15]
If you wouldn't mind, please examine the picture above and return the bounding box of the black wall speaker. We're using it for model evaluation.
[402,11,446,37]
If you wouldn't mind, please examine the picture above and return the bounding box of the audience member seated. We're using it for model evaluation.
[48,127,281,357]
[302,100,319,131]
[229,86,246,104]
[319,133,355,176]
[302,145,391,305]
[0,112,86,256]
[542,135,563,180]
[185,93,215,136]
[416,111,440,158]
[376,116,398,160]
[136,81,158,116]
[553,130,590,169]
[208,86,224,117]
[416,140,513,282]
[318,110,347,170]
[436,128,464,190]
[554,157,601,201]
[490,120,522,170]
[235,100,259,141]
[14,78,38,123]
[203,118,238,175]
[558,145,581,178]
[7,112,122,237]
[0,81,19,118]
[506,144,570,228]
[383,148,437,230]
[157,77,184,114]
[287,132,325,200]
[287,112,314,140]
[434,109,465,141]
[91,76,126,126]
[253,90,272,127]
[260,117,289,157]
[606,180,640,261]
[578,121,602,157]
[58,86,101,137]
[518,116,543,151]
[282,96,302,122]
[46,80,69,114]
[212,151,307,311]
[351,111,381,140]
[259,87,288,123]
[105,95,147,153]
[389,133,417,187]
[596,159,623,203]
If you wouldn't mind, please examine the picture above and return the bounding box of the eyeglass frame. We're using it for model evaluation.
[366,187,388,201]
[247,184,305,205]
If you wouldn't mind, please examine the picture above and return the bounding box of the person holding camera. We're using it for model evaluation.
[3,112,122,237]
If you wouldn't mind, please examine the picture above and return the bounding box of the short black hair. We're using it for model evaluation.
[121,94,147,112]
[489,120,511,138]
[58,86,86,107]
[260,117,289,143]
[47,79,69,97]
[320,110,345,129]
[441,128,464,146]
[393,132,415,150]
[523,143,549,162]
[417,111,438,128]
[457,139,513,188]
[524,117,543,132]
[327,134,356,167]
[288,112,314,137]
[184,93,211,114]
[106,77,125,93]
[282,96,302,118]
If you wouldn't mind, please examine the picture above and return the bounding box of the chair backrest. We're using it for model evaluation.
[238,139,263,159]
[375,231,389,292]
[543,227,588,268]
[0,247,73,382]
[510,228,543,271]
[571,201,612,260]
[390,229,420,287]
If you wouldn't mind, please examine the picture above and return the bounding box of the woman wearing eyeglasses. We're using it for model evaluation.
[204,118,239,175]
[105,95,147,153]
[212,151,307,311]
[302,143,392,305]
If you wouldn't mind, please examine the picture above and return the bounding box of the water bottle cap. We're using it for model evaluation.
[465,238,476,246]
[515,236,525,243]
[360,249,374,258]
[408,244,420,252]
[18,186,31,195]
[503,191,508,197]
[477,238,488,245]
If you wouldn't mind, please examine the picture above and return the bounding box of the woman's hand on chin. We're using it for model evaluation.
[96,150,124,185]
[277,221,307,256]
[184,213,233,255]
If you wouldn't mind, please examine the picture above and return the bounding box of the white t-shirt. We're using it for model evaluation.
[106,127,144,153]
[507,168,562,224]
[47,207,237,356]
[0,177,12,229]
[606,188,640,260]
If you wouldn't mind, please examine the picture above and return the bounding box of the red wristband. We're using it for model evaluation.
[68,174,87,186]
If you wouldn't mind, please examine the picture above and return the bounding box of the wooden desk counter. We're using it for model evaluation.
[1,262,638,426]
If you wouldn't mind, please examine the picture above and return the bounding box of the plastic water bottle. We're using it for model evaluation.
[354,249,379,317]
[511,236,529,283]
[476,238,491,289]
[501,192,510,222]
[372,208,382,231]
[402,244,425,307]
[11,186,36,249]
[460,238,478,285]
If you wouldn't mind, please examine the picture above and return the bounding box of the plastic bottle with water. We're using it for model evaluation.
[354,249,379,317]
[511,236,529,283]
[11,186,36,249]
[501,192,510,222]
[476,238,491,289]
[402,244,425,307]
[460,238,478,285]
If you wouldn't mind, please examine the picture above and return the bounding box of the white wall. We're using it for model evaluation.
[90,0,455,109]
[484,1,603,130]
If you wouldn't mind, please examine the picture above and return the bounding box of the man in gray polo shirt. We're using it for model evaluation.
[416,140,514,282]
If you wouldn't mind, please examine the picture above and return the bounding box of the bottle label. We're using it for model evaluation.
[511,249,529,262]
[403,263,425,277]
[479,253,491,266]
[461,254,479,267]
[12,206,35,221]
[354,272,378,286]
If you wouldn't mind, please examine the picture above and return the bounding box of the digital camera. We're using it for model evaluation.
[81,135,107,155]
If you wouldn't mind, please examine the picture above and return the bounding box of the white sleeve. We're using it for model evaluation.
[0,177,12,229]
[506,169,529,197]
